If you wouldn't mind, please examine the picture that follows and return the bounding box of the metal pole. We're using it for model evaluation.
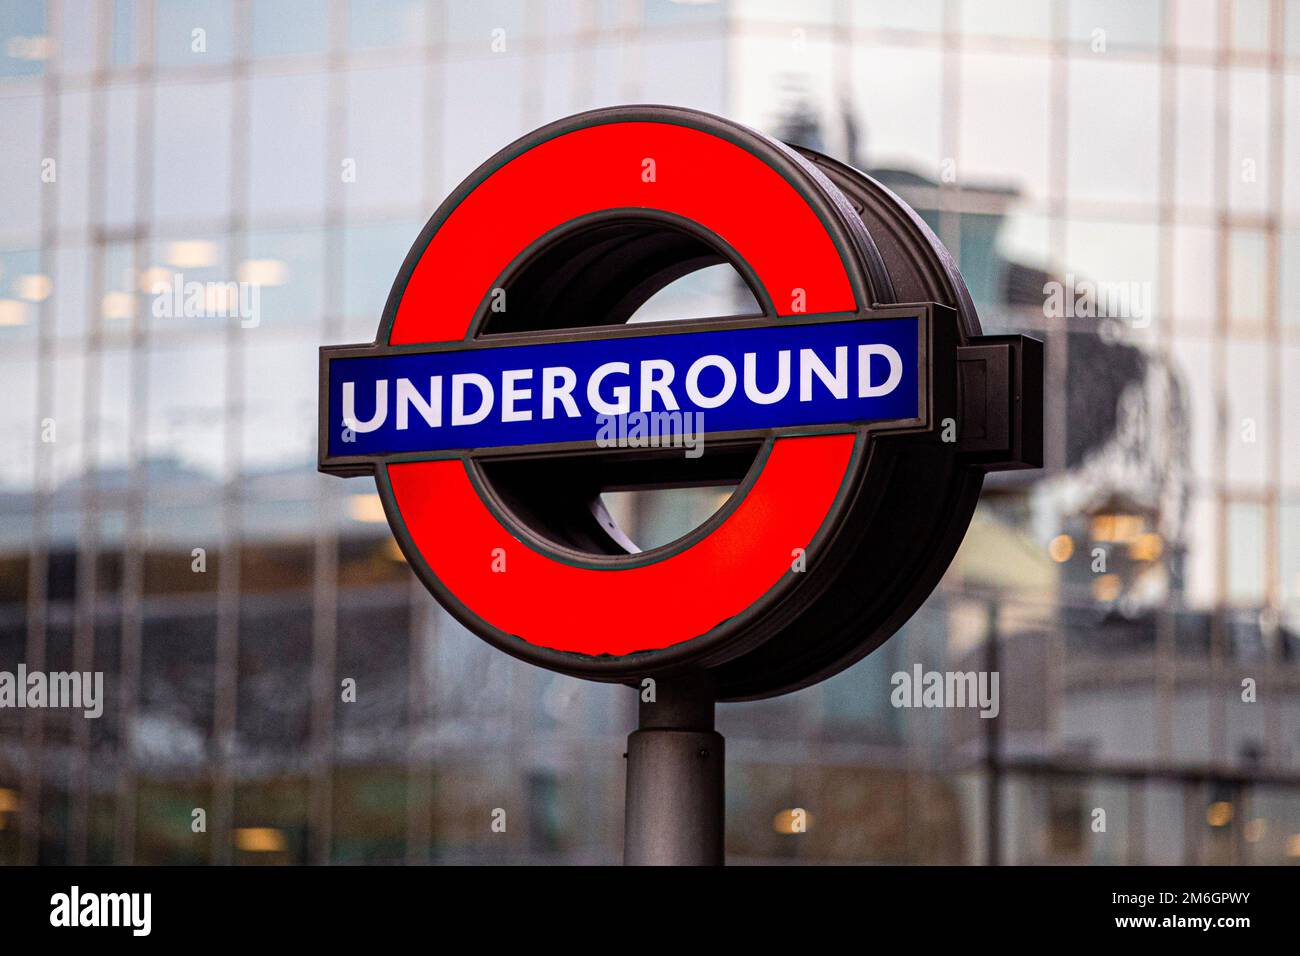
[985,598,1001,866]
[623,675,724,865]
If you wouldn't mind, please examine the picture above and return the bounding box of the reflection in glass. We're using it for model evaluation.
[251,0,328,58]
[144,339,227,480]
[0,0,47,78]
[154,0,234,66]
[0,0,1296,867]
[347,0,425,50]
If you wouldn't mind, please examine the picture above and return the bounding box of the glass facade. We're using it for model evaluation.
[1,0,1298,864]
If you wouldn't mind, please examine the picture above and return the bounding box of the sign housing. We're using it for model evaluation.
[319,106,1041,702]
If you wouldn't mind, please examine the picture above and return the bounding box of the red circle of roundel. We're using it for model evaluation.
[385,119,862,657]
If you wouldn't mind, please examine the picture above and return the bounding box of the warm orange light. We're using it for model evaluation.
[234,827,287,852]
[166,239,218,269]
[138,266,173,293]
[16,274,51,302]
[0,788,18,813]
[348,494,387,523]
[1091,513,1144,543]
[1048,534,1074,563]
[237,259,288,286]
[773,808,811,834]
[1206,801,1233,827]
[0,299,28,326]
[1092,574,1122,602]
[1128,532,1163,562]
[1287,834,1300,858]
[101,291,133,320]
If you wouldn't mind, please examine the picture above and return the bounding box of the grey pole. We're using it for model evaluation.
[623,675,724,865]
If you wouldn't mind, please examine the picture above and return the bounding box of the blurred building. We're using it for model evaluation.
[1,0,1298,864]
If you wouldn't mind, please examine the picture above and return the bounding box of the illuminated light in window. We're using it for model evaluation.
[101,291,134,321]
[233,827,287,852]
[1206,801,1233,827]
[1090,513,1145,543]
[1092,574,1121,602]
[138,266,174,293]
[0,299,27,326]
[772,808,811,834]
[1287,834,1300,858]
[15,274,51,301]
[165,240,218,269]
[5,35,53,60]
[348,493,387,523]
[385,538,406,562]
[1048,533,1074,562]
[237,259,288,286]
[1128,531,1163,562]
[0,787,16,833]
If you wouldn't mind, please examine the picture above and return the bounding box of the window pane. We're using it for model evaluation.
[248,72,328,222]
[0,0,47,78]
[241,339,316,475]
[241,229,323,329]
[145,338,227,480]
[1227,502,1265,605]
[1068,59,1160,205]
[959,52,1051,203]
[347,0,425,49]
[1229,69,1270,215]
[961,0,1052,39]
[0,357,35,489]
[1068,0,1164,49]
[153,81,233,225]
[155,0,234,67]
[0,247,41,342]
[851,0,941,32]
[343,65,425,213]
[1225,341,1268,490]
[0,93,42,239]
[251,0,329,58]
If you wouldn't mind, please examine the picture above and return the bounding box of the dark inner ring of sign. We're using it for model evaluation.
[472,216,766,557]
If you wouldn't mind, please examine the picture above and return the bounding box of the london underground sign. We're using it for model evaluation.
[319,106,1041,703]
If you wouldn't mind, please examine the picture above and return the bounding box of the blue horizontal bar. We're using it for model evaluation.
[326,316,920,457]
